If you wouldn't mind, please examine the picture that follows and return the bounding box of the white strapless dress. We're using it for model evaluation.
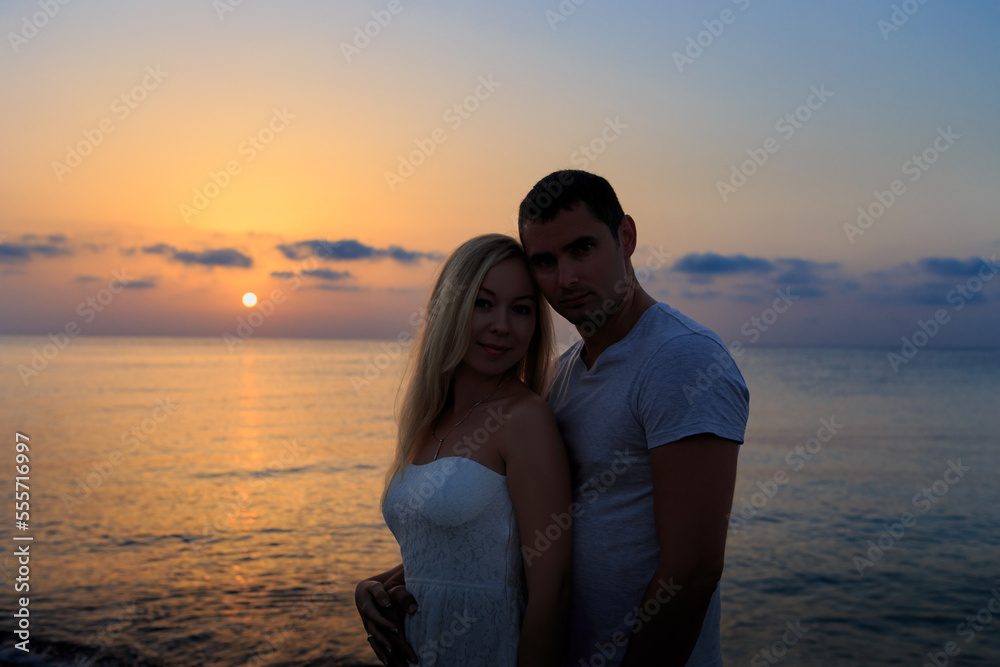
[382,456,525,666]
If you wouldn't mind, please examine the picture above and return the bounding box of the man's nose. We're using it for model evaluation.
[557,262,579,289]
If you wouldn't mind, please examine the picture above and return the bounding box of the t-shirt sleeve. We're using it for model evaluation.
[635,332,750,449]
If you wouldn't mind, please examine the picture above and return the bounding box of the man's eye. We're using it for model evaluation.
[532,257,555,269]
[572,243,593,254]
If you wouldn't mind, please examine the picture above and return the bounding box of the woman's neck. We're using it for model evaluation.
[448,364,510,416]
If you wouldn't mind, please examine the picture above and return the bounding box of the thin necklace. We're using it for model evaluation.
[431,375,510,461]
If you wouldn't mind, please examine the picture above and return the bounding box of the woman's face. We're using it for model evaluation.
[461,257,538,377]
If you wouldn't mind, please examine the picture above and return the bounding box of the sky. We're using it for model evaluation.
[1,0,998,349]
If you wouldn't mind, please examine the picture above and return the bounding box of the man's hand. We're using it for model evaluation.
[355,577,419,666]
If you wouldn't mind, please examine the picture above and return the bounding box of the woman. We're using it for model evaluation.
[356,234,572,666]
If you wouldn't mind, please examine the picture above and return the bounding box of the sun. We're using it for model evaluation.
[242,292,257,307]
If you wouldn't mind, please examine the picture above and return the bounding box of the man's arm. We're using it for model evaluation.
[620,433,739,667]
[355,564,419,666]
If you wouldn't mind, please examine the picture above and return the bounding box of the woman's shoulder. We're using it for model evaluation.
[497,382,556,425]
[491,383,561,454]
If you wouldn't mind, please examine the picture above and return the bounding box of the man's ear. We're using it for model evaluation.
[618,214,637,259]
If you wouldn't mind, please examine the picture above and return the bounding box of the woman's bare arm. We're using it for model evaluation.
[503,395,573,667]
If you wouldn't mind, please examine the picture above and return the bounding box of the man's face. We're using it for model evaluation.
[521,203,630,327]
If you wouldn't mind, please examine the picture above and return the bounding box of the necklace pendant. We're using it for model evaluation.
[429,374,508,464]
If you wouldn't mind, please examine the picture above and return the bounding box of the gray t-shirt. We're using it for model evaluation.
[547,302,749,667]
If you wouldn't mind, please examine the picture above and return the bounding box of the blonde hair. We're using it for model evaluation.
[381,234,553,506]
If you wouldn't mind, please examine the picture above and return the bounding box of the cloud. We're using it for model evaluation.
[667,253,997,306]
[0,234,74,263]
[30,244,74,258]
[673,253,774,274]
[672,253,773,283]
[276,239,442,263]
[386,245,432,262]
[174,249,251,267]
[270,268,353,282]
[772,258,839,286]
[761,259,845,299]
[858,255,999,306]
[142,243,173,255]
[919,256,996,278]
[76,274,157,288]
[670,253,839,296]
[682,290,722,300]
[141,243,252,268]
[277,239,370,260]
[301,268,352,281]
[0,245,30,263]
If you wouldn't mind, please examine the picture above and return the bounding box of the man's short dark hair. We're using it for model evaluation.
[517,170,625,245]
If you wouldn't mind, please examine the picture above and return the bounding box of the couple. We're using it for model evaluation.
[355,170,750,667]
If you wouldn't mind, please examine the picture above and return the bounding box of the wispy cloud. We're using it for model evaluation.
[682,290,722,300]
[276,239,442,263]
[75,274,157,288]
[667,253,995,307]
[852,255,998,306]
[672,253,773,284]
[0,234,74,263]
[269,268,353,282]
[919,256,993,278]
[142,244,252,268]
[772,258,838,285]
[766,258,845,299]
[301,268,351,281]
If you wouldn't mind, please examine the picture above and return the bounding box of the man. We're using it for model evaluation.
[357,170,749,666]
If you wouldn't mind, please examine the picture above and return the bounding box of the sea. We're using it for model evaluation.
[0,335,998,666]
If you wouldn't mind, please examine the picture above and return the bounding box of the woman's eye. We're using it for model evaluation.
[514,305,533,315]
[474,298,491,309]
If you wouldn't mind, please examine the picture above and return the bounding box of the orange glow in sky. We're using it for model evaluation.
[1,2,998,346]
